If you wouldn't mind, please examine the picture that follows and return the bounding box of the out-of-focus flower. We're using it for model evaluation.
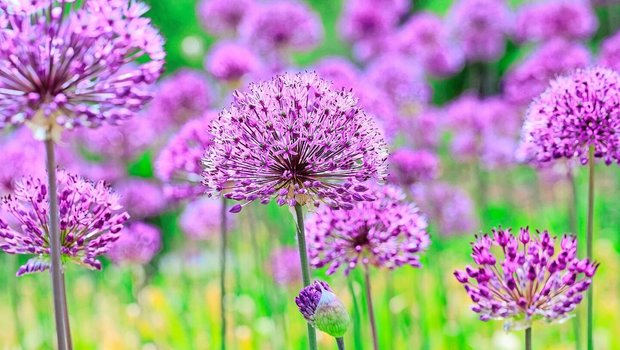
[179,198,232,241]
[150,70,212,129]
[0,171,129,276]
[0,0,165,141]
[504,39,591,106]
[399,108,443,151]
[448,0,513,62]
[206,41,262,84]
[387,148,440,187]
[354,84,399,140]
[454,227,598,330]
[397,12,464,76]
[197,0,254,36]
[115,178,167,219]
[306,184,429,275]
[270,247,301,286]
[156,112,216,201]
[519,67,620,165]
[599,30,620,72]
[295,280,350,337]
[203,72,388,213]
[514,0,597,43]
[107,222,161,266]
[240,1,323,53]
[314,57,360,91]
[413,182,477,236]
[0,130,45,193]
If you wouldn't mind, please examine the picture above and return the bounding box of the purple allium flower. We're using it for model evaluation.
[354,84,399,140]
[399,108,443,151]
[448,0,513,62]
[295,280,350,337]
[150,69,212,129]
[270,247,302,286]
[504,39,591,106]
[454,227,598,330]
[156,112,216,201]
[240,1,323,53]
[314,57,360,91]
[107,221,161,266]
[306,184,429,275]
[397,12,465,77]
[519,67,620,165]
[0,0,165,141]
[203,72,388,213]
[0,171,130,276]
[599,30,620,73]
[197,0,254,36]
[0,129,45,193]
[115,178,166,219]
[514,0,597,43]
[413,182,477,236]
[206,41,262,84]
[387,148,440,187]
[179,198,232,241]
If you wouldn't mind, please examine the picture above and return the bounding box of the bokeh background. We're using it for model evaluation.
[1,0,620,349]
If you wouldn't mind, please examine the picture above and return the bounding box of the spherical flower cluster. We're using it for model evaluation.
[306,184,430,275]
[519,67,620,165]
[454,228,598,330]
[0,0,164,140]
[240,1,323,53]
[314,57,360,91]
[203,72,388,213]
[0,171,129,276]
[179,198,233,241]
[504,39,591,106]
[115,179,167,219]
[270,247,302,286]
[448,0,513,62]
[295,280,350,337]
[107,222,161,266]
[206,41,262,84]
[387,148,440,187]
[156,112,216,200]
[197,0,254,36]
[599,30,620,73]
[413,182,477,236]
[514,0,597,43]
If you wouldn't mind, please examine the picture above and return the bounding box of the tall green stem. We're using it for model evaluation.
[363,265,379,350]
[525,327,532,350]
[45,139,72,350]
[220,198,228,350]
[586,147,595,350]
[294,204,318,350]
[336,337,346,350]
[568,171,582,350]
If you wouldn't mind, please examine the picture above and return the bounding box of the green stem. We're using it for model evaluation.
[8,256,24,349]
[347,276,363,350]
[294,204,318,350]
[336,337,346,350]
[220,198,228,350]
[586,147,595,350]
[568,171,582,350]
[525,327,532,350]
[363,265,379,350]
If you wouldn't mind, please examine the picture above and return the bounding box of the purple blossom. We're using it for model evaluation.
[0,171,129,276]
[387,148,440,187]
[107,221,161,266]
[197,0,254,36]
[179,198,232,241]
[206,41,262,84]
[514,0,597,43]
[115,178,167,219]
[295,280,333,322]
[314,57,360,91]
[0,0,165,140]
[413,182,477,236]
[454,227,598,330]
[599,30,620,73]
[270,247,302,286]
[156,112,216,201]
[504,39,591,106]
[306,184,430,275]
[399,108,443,151]
[295,279,350,337]
[0,129,45,193]
[203,72,388,213]
[519,67,620,166]
[448,0,513,62]
[354,84,399,140]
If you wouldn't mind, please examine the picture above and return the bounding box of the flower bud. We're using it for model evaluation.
[295,280,350,338]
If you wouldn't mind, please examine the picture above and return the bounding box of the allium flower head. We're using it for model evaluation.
[454,227,598,330]
[203,72,388,213]
[314,57,360,91]
[240,1,323,53]
[599,30,620,73]
[295,280,350,338]
[270,247,302,286]
[413,182,477,236]
[0,0,165,140]
[519,67,620,165]
[387,148,440,187]
[399,107,443,151]
[0,171,130,276]
[179,198,233,241]
[306,184,429,275]
[206,41,261,84]
[156,112,216,200]
[115,178,166,219]
[514,0,597,43]
[197,0,254,36]
[107,221,161,265]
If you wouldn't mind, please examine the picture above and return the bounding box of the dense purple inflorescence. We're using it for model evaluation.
[0,0,165,140]
[203,72,388,213]
[387,148,440,187]
[0,171,129,276]
[197,0,254,36]
[115,178,167,219]
[179,198,232,241]
[519,67,620,165]
[306,184,429,275]
[107,221,161,266]
[206,41,262,84]
[454,227,598,330]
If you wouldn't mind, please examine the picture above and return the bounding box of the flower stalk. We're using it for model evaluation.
[525,327,532,350]
[336,337,346,350]
[294,204,318,350]
[220,198,228,350]
[586,146,595,350]
[364,265,379,350]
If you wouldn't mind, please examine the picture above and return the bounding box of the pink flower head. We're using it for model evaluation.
[413,182,477,236]
[107,221,161,266]
[197,0,254,36]
[387,148,440,187]
[206,41,262,84]
[599,30,620,73]
[179,198,233,241]
[115,178,167,219]
[0,129,45,194]
[314,57,360,91]
[515,0,597,43]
